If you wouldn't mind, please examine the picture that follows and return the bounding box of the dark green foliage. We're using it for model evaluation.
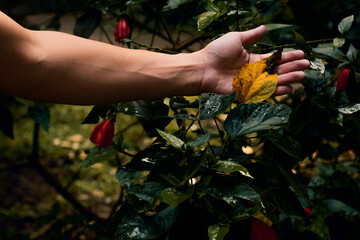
[2,1,360,240]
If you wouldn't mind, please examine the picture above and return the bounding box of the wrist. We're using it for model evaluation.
[171,51,205,96]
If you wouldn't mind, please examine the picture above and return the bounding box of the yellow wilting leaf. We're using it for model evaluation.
[253,211,273,226]
[232,48,283,104]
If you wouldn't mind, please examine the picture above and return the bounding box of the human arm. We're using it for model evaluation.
[0,11,309,105]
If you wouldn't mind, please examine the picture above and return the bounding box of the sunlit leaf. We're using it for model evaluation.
[264,23,293,31]
[309,58,325,74]
[208,224,230,240]
[197,11,218,31]
[232,48,282,103]
[211,160,253,178]
[333,37,345,49]
[197,0,227,31]
[338,15,354,34]
[338,103,360,114]
[157,129,185,151]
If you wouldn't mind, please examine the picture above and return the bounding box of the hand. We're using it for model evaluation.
[197,25,310,96]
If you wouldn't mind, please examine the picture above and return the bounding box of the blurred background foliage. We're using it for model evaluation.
[1,0,360,239]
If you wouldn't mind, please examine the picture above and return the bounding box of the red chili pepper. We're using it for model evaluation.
[336,68,350,92]
[304,207,312,218]
[89,119,115,150]
[114,18,131,43]
[251,219,277,240]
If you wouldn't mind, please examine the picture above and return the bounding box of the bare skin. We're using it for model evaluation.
[0,11,309,105]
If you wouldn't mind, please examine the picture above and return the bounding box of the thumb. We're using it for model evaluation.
[240,25,266,46]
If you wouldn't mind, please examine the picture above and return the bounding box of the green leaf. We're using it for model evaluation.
[309,58,325,74]
[116,169,143,189]
[73,9,102,38]
[168,113,198,121]
[293,31,306,50]
[197,0,227,31]
[276,163,308,201]
[82,145,118,168]
[264,23,293,31]
[262,131,304,161]
[82,105,111,124]
[303,70,331,94]
[199,92,236,120]
[127,182,165,207]
[161,187,194,208]
[338,15,354,34]
[157,129,185,151]
[207,177,261,206]
[208,224,230,240]
[197,11,218,31]
[322,199,360,220]
[28,102,50,132]
[224,103,291,139]
[135,100,171,137]
[307,217,331,240]
[0,105,14,138]
[163,0,189,11]
[312,43,345,59]
[347,44,358,62]
[117,102,138,116]
[333,37,345,49]
[211,160,253,178]
[188,133,211,148]
[338,103,360,114]
[116,207,177,240]
[160,174,183,187]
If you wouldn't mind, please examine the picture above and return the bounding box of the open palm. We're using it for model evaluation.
[198,25,310,96]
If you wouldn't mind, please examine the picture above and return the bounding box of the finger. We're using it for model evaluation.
[273,59,310,74]
[241,25,266,46]
[276,50,305,64]
[273,85,293,96]
[277,71,306,85]
[260,50,305,63]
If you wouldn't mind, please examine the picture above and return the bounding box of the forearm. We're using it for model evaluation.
[0,12,203,105]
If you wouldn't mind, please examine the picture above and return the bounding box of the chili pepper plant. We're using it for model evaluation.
[1,0,360,239]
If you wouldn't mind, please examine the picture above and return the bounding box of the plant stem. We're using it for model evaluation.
[197,120,216,155]
[213,117,225,144]
[99,24,114,45]
[30,122,40,162]
[150,19,158,48]
[251,38,334,52]
[29,123,103,223]
[128,39,178,54]
[145,0,175,49]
